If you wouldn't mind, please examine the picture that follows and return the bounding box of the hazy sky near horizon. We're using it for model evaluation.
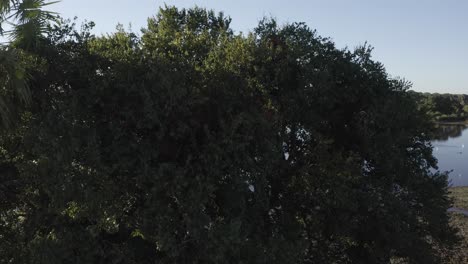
[52,0,468,94]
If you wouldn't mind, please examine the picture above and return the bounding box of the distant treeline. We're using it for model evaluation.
[409,91,468,122]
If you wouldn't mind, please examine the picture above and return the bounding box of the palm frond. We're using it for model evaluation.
[0,0,58,129]
[1,0,59,43]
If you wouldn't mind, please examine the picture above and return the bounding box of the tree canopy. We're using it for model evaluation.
[0,6,457,264]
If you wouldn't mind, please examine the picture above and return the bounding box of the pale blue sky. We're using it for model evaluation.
[52,0,468,94]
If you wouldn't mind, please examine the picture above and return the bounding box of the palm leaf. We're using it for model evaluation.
[0,47,29,128]
[0,0,58,128]
[1,0,59,43]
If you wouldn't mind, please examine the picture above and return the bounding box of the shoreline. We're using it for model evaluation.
[435,121,468,125]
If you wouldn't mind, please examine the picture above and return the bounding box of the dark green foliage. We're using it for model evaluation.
[0,6,458,264]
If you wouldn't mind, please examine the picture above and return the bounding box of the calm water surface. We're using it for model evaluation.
[432,125,468,186]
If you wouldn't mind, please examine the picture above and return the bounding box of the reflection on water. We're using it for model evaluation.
[432,124,465,141]
[432,124,468,186]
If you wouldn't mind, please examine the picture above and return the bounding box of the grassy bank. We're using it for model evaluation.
[450,187,468,209]
[445,187,468,263]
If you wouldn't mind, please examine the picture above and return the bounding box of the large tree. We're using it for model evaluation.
[0,6,457,264]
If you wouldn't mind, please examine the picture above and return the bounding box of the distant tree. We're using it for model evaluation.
[0,6,457,264]
[412,92,468,122]
[433,95,454,115]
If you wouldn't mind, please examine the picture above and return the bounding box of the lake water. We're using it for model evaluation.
[432,124,468,186]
